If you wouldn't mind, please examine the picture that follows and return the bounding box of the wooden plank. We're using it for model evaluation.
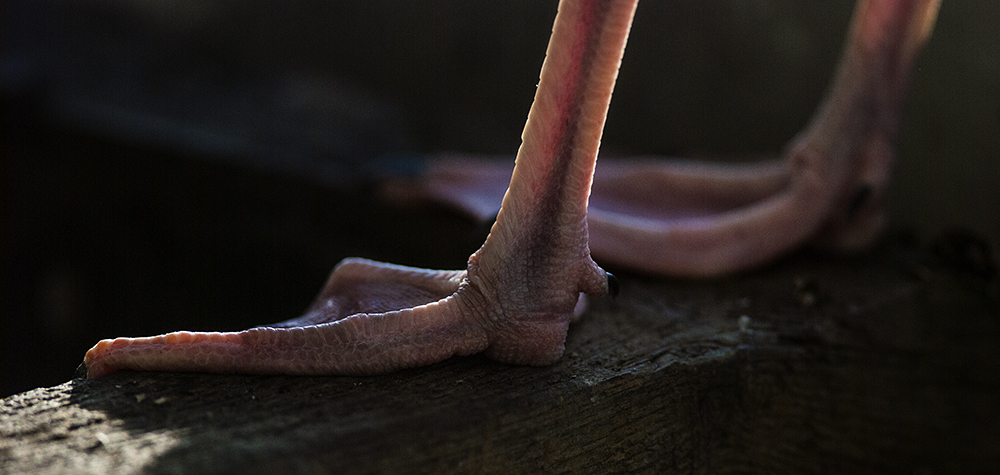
[3,239,997,474]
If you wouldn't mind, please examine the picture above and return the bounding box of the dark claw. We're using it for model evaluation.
[606,272,620,298]
[73,362,88,380]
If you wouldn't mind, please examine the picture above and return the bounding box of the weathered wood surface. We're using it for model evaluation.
[2,238,997,474]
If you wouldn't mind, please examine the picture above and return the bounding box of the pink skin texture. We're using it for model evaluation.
[383,0,941,277]
[83,0,637,378]
[83,0,940,378]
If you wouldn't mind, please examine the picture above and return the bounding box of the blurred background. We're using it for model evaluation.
[3,0,997,397]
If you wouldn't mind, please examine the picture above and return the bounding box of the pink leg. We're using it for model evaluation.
[383,0,941,277]
[83,0,638,378]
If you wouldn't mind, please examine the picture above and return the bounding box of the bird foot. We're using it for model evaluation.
[83,0,636,378]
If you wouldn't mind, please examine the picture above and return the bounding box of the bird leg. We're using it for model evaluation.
[383,0,941,277]
[82,0,637,378]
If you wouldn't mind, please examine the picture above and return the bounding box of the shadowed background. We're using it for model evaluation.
[3,0,997,397]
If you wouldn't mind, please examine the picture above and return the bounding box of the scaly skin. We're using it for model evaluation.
[83,0,637,378]
[383,0,942,277]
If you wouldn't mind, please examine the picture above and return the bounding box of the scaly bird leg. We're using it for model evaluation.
[82,0,638,378]
[383,0,941,277]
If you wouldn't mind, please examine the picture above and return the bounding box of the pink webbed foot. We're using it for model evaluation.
[83,0,636,378]
[382,0,942,277]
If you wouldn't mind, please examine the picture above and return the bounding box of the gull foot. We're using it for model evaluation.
[83,0,638,378]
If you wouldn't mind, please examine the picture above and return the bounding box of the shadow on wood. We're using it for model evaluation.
[2,237,998,474]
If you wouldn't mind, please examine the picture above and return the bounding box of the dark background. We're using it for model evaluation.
[3,0,998,397]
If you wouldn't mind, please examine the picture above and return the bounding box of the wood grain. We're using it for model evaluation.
[3,238,997,474]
